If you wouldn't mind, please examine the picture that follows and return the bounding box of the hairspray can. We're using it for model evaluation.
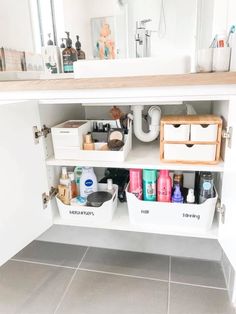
[143,169,157,201]
[129,169,143,200]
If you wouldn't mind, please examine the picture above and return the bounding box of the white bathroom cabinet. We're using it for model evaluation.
[0,79,236,301]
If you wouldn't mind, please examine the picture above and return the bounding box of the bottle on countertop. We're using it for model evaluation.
[59,38,66,73]
[157,170,172,202]
[143,169,157,201]
[75,35,86,59]
[42,33,62,74]
[62,31,78,73]
[80,167,98,198]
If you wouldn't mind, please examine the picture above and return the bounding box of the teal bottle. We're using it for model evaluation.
[143,169,157,201]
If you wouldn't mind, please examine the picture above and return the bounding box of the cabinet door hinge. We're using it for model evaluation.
[216,199,226,224]
[33,125,51,144]
[222,126,233,149]
[42,187,58,209]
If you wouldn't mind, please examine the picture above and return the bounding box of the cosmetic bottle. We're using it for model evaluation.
[83,133,95,150]
[60,167,70,186]
[129,169,142,200]
[75,35,86,59]
[107,179,115,195]
[143,169,157,201]
[60,38,66,73]
[41,33,61,74]
[62,32,78,73]
[58,167,71,204]
[198,172,215,204]
[186,188,195,204]
[80,167,98,198]
[74,166,83,196]
[157,170,172,202]
[68,172,77,198]
[172,184,184,203]
[173,171,184,190]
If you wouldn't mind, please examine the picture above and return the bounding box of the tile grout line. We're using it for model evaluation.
[78,267,169,283]
[11,258,77,270]
[167,256,171,314]
[54,247,90,314]
[171,280,228,291]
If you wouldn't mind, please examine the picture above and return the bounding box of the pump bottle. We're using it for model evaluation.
[62,32,78,73]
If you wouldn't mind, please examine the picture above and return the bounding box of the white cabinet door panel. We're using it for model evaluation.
[0,101,52,266]
[218,98,236,271]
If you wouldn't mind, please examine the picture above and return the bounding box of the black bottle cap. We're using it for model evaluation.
[65,31,72,48]
[60,38,65,49]
[47,33,54,45]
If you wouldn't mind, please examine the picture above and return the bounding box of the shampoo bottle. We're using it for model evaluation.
[62,31,78,73]
[80,167,98,198]
[143,169,157,201]
[157,170,172,202]
[172,184,183,203]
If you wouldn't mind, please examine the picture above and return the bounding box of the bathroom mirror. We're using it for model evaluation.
[35,0,199,60]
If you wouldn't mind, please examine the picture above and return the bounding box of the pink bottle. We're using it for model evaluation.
[157,170,172,202]
[129,169,143,200]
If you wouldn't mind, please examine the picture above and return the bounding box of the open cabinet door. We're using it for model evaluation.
[218,98,236,271]
[0,100,53,266]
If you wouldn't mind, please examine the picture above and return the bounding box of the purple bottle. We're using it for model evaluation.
[172,184,183,203]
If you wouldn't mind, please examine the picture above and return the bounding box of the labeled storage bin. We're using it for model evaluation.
[190,124,218,141]
[160,115,222,164]
[56,183,118,224]
[164,144,217,162]
[164,124,190,141]
[52,120,132,161]
[126,184,217,231]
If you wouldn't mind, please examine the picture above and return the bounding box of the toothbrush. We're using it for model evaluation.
[209,35,217,48]
[226,25,236,47]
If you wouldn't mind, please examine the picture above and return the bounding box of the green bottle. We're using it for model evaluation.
[143,169,157,201]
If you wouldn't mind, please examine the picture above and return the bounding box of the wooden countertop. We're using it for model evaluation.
[0,72,236,92]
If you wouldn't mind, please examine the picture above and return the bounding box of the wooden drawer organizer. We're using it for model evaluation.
[160,115,222,164]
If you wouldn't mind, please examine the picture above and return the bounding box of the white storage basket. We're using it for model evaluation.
[126,184,217,231]
[56,184,118,224]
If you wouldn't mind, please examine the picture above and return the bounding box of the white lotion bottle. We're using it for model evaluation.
[80,167,98,198]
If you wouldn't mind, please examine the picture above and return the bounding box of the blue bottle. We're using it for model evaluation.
[172,184,183,203]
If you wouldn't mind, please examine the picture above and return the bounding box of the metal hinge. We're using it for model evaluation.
[42,187,58,209]
[216,199,226,224]
[33,125,51,144]
[222,126,233,149]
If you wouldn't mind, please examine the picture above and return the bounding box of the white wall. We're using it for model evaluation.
[62,0,127,59]
[127,0,198,58]
[0,0,34,52]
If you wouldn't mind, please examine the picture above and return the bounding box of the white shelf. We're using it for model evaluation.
[46,138,224,172]
[53,201,219,239]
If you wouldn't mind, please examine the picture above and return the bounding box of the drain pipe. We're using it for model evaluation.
[132,105,161,142]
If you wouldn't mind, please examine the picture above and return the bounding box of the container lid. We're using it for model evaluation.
[143,169,157,181]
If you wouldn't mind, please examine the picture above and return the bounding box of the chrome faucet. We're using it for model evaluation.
[135,19,152,58]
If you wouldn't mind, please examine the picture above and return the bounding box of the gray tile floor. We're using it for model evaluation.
[0,241,234,314]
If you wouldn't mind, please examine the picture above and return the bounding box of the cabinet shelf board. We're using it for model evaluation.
[46,138,224,172]
[53,202,219,239]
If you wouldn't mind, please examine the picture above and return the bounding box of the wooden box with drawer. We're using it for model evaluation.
[160,115,222,164]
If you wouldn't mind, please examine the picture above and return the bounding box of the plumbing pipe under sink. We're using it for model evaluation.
[132,105,161,142]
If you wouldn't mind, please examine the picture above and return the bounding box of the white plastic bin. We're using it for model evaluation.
[126,184,217,231]
[164,144,216,162]
[52,120,90,149]
[52,120,132,161]
[190,124,218,142]
[56,184,118,224]
[164,124,190,141]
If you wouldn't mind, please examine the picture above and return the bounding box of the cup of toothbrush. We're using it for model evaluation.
[196,48,213,73]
